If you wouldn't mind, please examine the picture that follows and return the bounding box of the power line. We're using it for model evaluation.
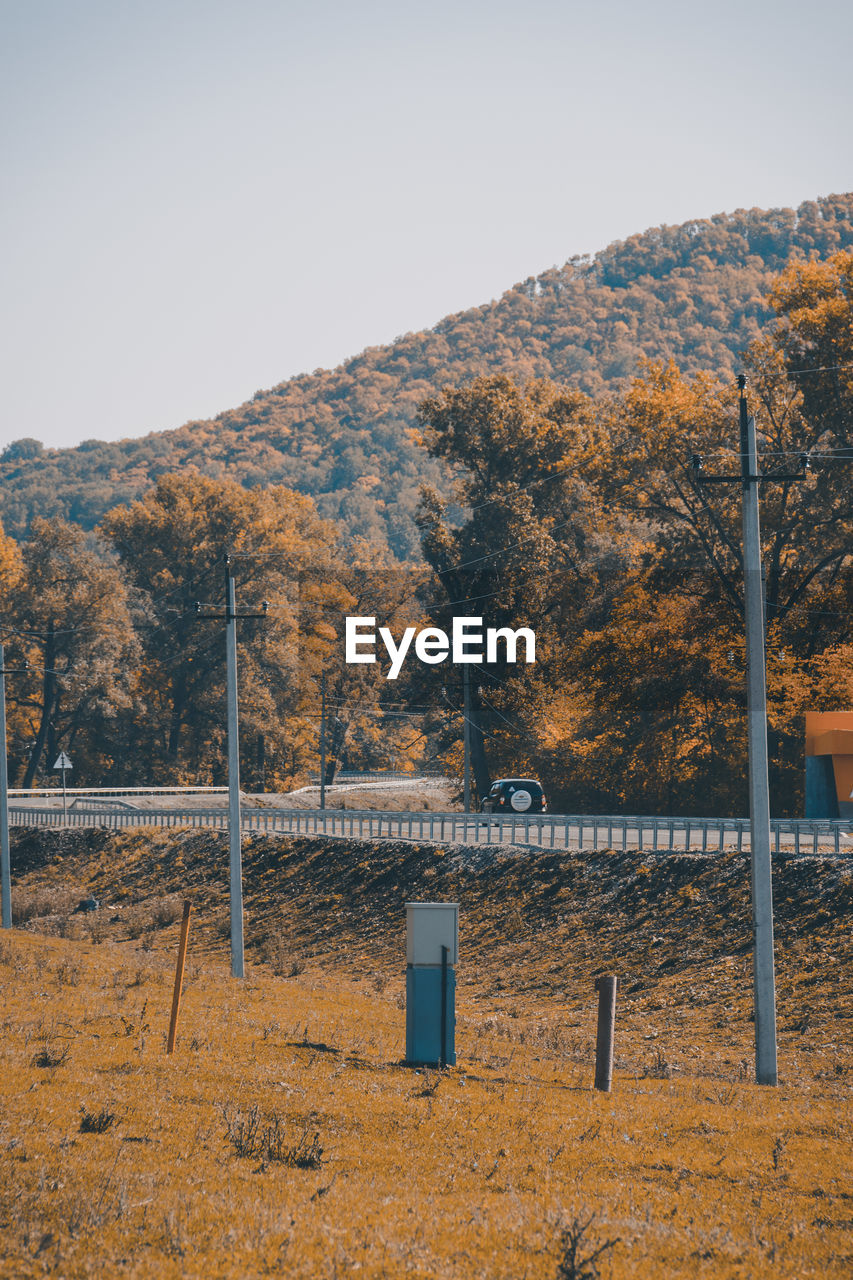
[764,360,853,378]
[462,466,576,514]
[476,690,537,741]
[434,514,582,576]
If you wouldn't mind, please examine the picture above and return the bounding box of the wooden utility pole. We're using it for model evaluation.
[320,672,327,811]
[463,664,471,813]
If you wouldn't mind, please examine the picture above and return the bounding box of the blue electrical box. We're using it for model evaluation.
[405,964,456,1066]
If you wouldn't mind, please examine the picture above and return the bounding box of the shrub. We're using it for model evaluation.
[222,1106,323,1168]
[554,1215,619,1280]
[32,1041,70,1068]
[79,1106,116,1134]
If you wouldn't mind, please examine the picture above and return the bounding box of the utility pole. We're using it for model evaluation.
[463,664,471,813]
[739,381,778,1086]
[319,672,327,811]
[196,558,268,979]
[225,563,243,979]
[0,644,11,930]
[256,733,266,793]
[0,645,29,930]
[693,375,809,1086]
[443,675,476,811]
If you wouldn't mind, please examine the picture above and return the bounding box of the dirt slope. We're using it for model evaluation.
[9,826,853,1081]
[3,826,853,1278]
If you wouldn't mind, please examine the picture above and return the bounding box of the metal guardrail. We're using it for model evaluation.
[8,786,229,797]
[7,806,852,854]
[306,772,448,784]
[68,797,140,811]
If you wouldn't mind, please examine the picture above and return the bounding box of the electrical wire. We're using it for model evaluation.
[763,361,853,378]
[433,514,583,577]
[462,466,575,514]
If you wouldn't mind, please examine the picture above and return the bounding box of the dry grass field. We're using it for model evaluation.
[1,826,852,1278]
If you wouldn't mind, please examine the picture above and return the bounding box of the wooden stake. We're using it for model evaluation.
[167,901,192,1054]
[594,974,618,1092]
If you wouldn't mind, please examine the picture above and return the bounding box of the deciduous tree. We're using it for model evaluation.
[8,519,139,786]
[101,473,345,786]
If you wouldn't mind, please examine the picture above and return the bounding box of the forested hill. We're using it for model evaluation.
[4,193,853,558]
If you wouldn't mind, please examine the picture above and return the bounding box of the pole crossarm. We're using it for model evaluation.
[195,603,270,621]
[691,455,811,487]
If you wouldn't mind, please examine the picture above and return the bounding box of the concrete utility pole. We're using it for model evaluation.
[0,645,11,929]
[225,563,244,980]
[0,645,29,930]
[197,558,268,979]
[693,375,811,1085]
[739,382,778,1086]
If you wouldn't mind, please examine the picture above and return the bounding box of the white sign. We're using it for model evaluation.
[53,753,72,770]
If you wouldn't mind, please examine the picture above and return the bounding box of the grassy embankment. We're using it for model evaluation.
[1,826,852,1278]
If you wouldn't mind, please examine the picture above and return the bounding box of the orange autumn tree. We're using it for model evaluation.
[578,355,853,815]
[767,247,853,442]
[0,523,27,781]
[101,473,346,787]
[414,375,631,801]
[413,357,853,814]
[5,519,140,786]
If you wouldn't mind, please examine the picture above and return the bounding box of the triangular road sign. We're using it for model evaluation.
[53,752,72,770]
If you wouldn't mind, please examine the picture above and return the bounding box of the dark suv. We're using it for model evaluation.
[480,778,547,815]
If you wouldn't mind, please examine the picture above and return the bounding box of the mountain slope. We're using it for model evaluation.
[3,193,853,556]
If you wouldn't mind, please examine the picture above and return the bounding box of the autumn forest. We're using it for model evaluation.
[2,197,853,816]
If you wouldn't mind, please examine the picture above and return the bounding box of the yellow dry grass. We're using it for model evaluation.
[1,829,852,1278]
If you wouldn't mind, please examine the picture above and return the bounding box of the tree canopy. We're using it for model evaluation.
[4,216,853,814]
[3,195,852,557]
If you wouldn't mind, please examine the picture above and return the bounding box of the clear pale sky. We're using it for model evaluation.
[2,0,851,453]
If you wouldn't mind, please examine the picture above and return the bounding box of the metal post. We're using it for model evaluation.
[739,378,778,1086]
[319,673,326,811]
[594,974,617,1092]
[225,561,245,979]
[440,944,449,1068]
[463,664,471,814]
[0,645,11,929]
[61,764,67,825]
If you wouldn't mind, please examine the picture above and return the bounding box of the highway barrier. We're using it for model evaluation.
[7,805,851,854]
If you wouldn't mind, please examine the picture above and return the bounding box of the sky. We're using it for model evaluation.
[2,0,852,453]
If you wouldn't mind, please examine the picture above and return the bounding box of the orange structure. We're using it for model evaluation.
[805,711,853,819]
